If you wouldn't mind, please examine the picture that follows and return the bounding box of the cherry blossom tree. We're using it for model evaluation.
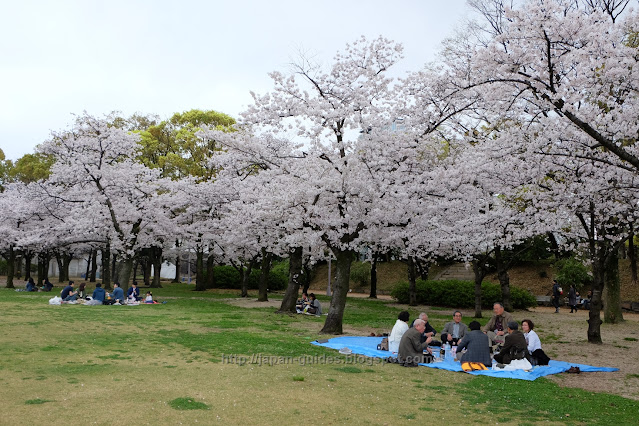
[38,113,173,292]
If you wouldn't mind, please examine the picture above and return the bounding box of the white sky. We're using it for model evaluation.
[0,0,471,161]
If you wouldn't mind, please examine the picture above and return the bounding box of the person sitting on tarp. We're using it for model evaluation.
[389,311,410,353]
[483,302,514,346]
[440,311,468,346]
[522,319,550,365]
[88,283,106,305]
[493,321,531,365]
[398,319,433,367]
[457,320,491,366]
[60,281,78,302]
[127,282,141,301]
[110,282,124,304]
[411,313,439,345]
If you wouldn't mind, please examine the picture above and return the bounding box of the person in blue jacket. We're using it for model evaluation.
[127,282,140,301]
[25,277,37,292]
[91,283,106,304]
[110,282,124,303]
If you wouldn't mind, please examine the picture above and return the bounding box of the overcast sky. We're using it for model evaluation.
[0,0,471,161]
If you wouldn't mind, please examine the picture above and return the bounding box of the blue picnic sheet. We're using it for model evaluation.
[311,336,618,381]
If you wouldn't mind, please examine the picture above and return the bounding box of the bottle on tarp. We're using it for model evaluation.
[444,342,451,360]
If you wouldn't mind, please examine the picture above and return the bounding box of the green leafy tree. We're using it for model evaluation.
[9,153,54,183]
[136,109,236,180]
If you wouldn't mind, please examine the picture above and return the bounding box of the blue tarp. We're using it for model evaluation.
[311,336,618,381]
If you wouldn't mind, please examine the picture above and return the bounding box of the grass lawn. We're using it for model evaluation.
[1,284,638,425]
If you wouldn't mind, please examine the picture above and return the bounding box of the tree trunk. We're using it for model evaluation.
[301,259,311,295]
[55,254,64,283]
[117,257,133,293]
[142,258,152,286]
[369,255,377,299]
[38,252,50,287]
[407,256,418,306]
[6,246,15,288]
[102,244,111,288]
[547,232,561,261]
[84,249,92,281]
[206,253,215,289]
[495,245,512,312]
[24,252,32,280]
[258,250,273,302]
[62,254,71,283]
[278,247,303,313]
[14,255,22,280]
[472,260,488,318]
[240,260,255,298]
[320,248,354,334]
[588,251,605,344]
[416,258,430,280]
[630,225,637,285]
[194,248,205,291]
[90,250,98,282]
[173,247,181,283]
[111,253,117,288]
[603,248,623,324]
[150,247,163,288]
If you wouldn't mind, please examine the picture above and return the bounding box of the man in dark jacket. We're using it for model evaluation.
[60,281,77,302]
[493,321,530,365]
[457,321,492,366]
[398,319,433,367]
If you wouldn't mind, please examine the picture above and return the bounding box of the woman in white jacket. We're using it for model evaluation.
[389,311,410,353]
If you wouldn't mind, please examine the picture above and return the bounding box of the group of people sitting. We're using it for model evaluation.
[388,302,550,369]
[295,292,322,316]
[20,277,54,292]
[58,281,158,305]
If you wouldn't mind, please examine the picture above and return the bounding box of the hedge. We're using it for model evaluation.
[210,261,288,291]
[390,279,536,309]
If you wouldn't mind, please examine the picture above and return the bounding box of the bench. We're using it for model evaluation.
[536,296,552,306]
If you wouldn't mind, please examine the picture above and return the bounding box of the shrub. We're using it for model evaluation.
[390,280,536,309]
[555,257,592,291]
[350,261,371,288]
[211,263,288,291]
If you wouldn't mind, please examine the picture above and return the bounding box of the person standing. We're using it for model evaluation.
[568,284,577,313]
[552,279,561,313]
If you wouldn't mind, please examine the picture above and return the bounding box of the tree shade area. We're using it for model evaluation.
[3,1,639,342]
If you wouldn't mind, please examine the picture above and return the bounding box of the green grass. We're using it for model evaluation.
[168,397,209,410]
[1,283,638,425]
[25,399,54,405]
[458,376,639,423]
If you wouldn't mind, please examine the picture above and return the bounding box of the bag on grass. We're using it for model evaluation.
[49,296,62,305]
[531,348,550,366]
[377,337,389,351]
[461,362,487,371]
